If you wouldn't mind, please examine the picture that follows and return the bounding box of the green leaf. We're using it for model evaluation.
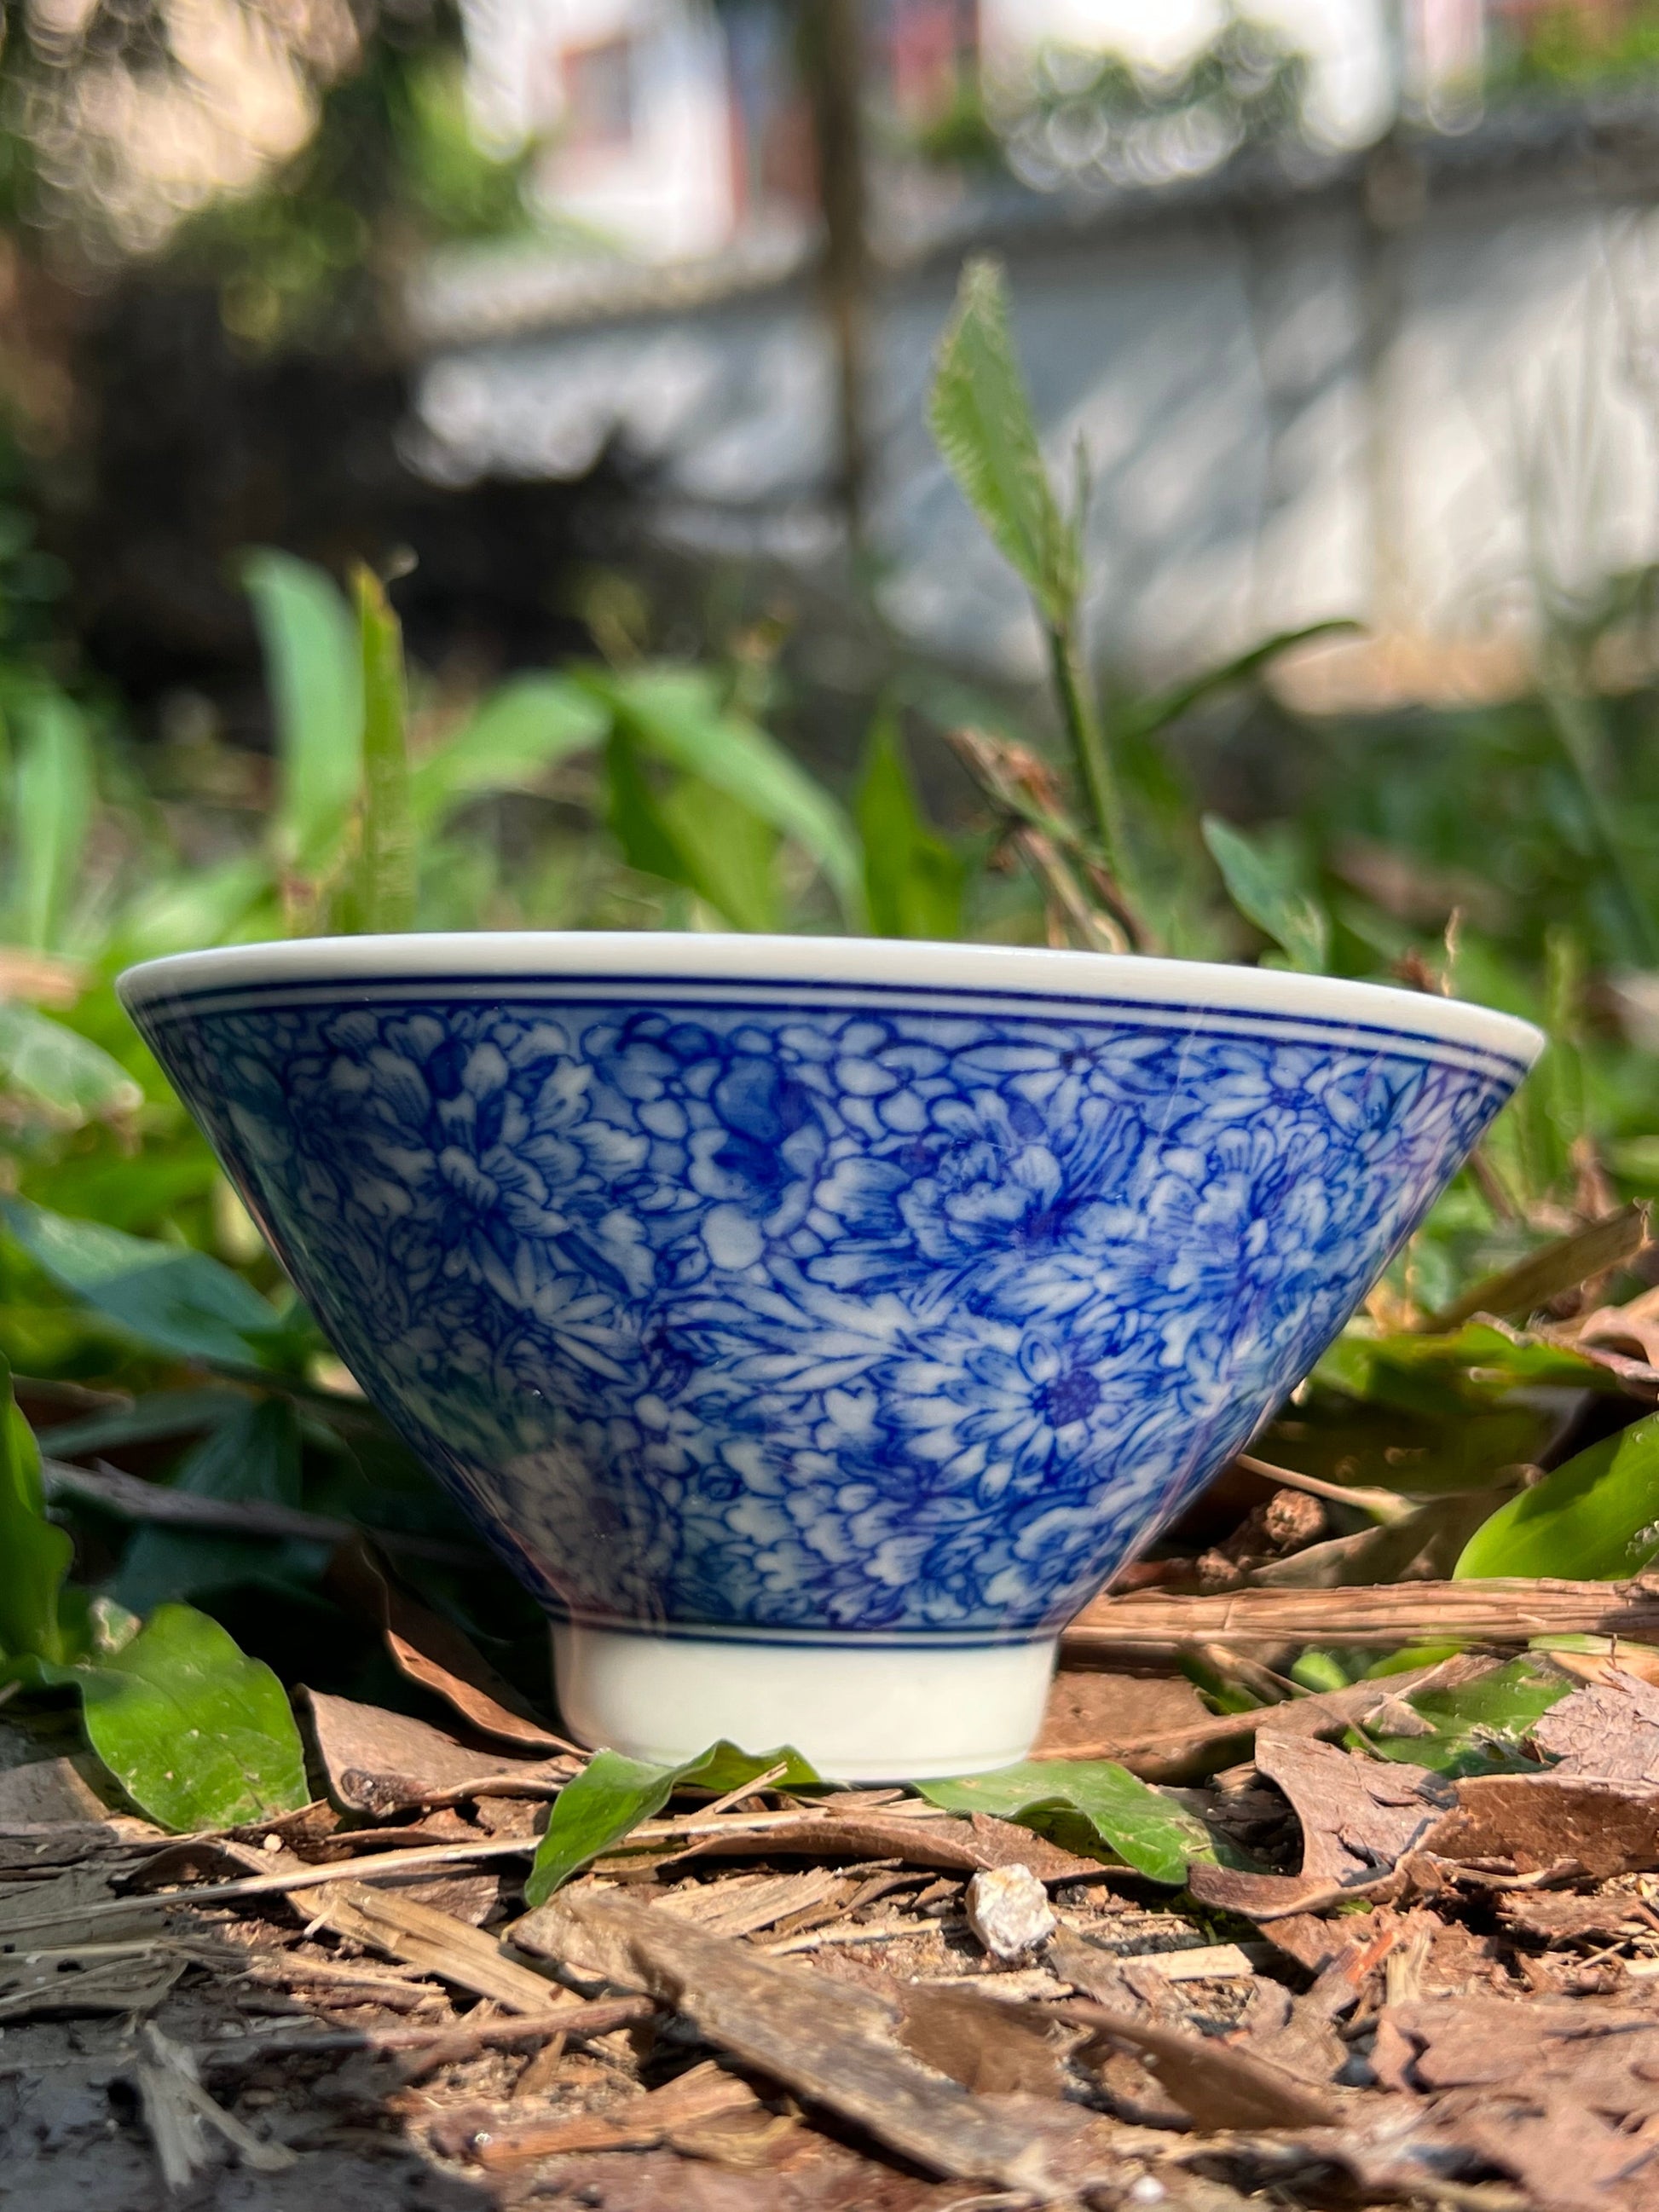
[916,1759,1213,1886]
[1118,621,1359,744]
[350,566,416,934]
[1455,1410,1659,1581]
[0,1357,72,1665]
[592,667,862,922]
[1358,1657,1569,1777]
[523,1739,818,1905]
[72,1603,309,1832]
[111,1397,325,1614]
[9,690,93,952]
[927,257,1077,627]
[3,1197,288,1368]
[243,551,362,875]
[0,1002,142,1127]
[410,674,608,830]
[1202,816,1330,973]
[1315,1320,1622,1407]
[856,719,966,941]
[654,777,780,932]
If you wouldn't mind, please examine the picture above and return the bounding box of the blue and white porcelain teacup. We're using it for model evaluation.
[118,935,1541,1778]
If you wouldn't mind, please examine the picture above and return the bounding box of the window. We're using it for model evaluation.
[562,37,636,153]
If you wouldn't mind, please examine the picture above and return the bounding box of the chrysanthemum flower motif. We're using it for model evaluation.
[151,992,1512,1636]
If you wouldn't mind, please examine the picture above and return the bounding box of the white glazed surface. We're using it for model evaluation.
[552,1626,1059,1780]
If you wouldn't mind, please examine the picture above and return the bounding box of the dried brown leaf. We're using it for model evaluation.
[329,1542,574,1751]
[301,1687,571,1816]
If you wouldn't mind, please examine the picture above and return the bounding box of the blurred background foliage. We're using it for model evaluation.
[7,0,1659,1701]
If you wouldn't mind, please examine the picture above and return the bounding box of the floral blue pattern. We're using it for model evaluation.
[132,982,1521,1641]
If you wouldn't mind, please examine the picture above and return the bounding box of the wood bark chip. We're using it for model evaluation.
[1252,1729,1454,1883]
[1055,1998,1346,2132]
[1530,1669,1659,1785]
[1063,1574,1659,1649]
[303,1880,570,2013]
[1416,1772,1659,1881]
[438,2057,777,2170]
[514,1884,1132,2194]
[131,2020,297,2190]
[301,1687,572,1816]
[1032,1660,1462,1780]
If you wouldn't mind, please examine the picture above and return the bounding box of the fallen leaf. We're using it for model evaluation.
[439,2059,773,2170]
[330,1541,573,1751]
[917,1759,1214,1884]
[894,1983,1071,2099]
[1033,1670,1211,1759]
[525,1742,820,1902]
[301,1687,572,1815]
[660,1810,1102,1882]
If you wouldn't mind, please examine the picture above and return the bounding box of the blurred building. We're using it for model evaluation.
[414,2,1659,688]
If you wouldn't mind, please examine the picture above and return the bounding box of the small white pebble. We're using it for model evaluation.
[262,1834,283,1853]
[1128,2177,1165,2203]
[964,1864,1055,1962]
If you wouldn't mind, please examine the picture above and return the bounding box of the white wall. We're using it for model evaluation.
[462,0,737,263]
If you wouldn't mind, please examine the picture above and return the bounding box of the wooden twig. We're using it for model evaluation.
[41,1456,477,1567]
[1061,1574,1659,1652]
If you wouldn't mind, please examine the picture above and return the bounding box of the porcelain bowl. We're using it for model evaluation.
[118,935,1542,1777]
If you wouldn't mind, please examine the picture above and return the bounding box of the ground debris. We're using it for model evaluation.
[303,1688,574,1816]
[964,1863,1057,1961]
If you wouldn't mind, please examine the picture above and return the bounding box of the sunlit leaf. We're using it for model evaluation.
[917,1759,1214,1886]
[1456,1410,1659,1581]
[0,1356,72,1665]
[592,667,861,921]
[0,1002,142,1126]
[1358,1657,1569,1777]
[524,1739,818,1904]
[351,565,416,934]
[657,777,780,932]
[72,1603,309,1832]
[9,690,93,953]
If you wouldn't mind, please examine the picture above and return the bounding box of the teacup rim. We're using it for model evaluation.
[117,932,1545,1069]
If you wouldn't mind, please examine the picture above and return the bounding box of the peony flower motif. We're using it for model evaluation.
[149,989,1515,1637]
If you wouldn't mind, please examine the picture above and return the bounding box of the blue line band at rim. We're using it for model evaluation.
[115,931,1547,1073]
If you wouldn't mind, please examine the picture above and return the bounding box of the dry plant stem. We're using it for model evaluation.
[1232,1452,1414,1524]
[3,1805,961,1938]
[1013,828,1126,953]
[1063,1574,1659,1651]
[945,725,1141,949]
[1423,1200,1649,1331]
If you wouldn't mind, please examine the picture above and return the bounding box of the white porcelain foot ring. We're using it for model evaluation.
[552,1625,1058,1782]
